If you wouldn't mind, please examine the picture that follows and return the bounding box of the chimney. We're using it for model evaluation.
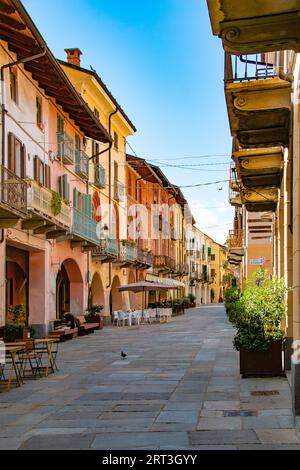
[65,48,82,67]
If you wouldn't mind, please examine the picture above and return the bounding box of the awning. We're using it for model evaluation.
[146,274,185,288]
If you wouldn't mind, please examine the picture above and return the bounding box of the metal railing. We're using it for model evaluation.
[94,163,106,189]
[93,238,119,258]
[0,166,27,213]
[75,150,89,179]
[227,229,245,249]
[137,248,153,267]
[114,180,125,201]
[229,161,241,204]
[119,241,137,263]
[153,255,176,271]
[225,52,276,84]
[73,207,98,244]
[28,180,71,227]
[57,132,74,164]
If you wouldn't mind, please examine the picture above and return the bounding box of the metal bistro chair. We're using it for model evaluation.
[19,340,42,380]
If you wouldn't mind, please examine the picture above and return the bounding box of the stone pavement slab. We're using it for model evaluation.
[0,305,298,449]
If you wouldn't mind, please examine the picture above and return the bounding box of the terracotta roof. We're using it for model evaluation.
[0,0,112,143]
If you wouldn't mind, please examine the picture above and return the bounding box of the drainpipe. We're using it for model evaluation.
[106,105,118,291]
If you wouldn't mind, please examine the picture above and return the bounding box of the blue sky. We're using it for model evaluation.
[22,0,233,244]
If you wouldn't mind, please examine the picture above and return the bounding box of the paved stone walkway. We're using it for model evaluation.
[0,305,299,450]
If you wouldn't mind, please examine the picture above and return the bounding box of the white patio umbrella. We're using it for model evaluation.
[118,281,177,314]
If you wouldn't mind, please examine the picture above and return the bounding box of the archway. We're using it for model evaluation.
[90,272,105,311]
[56,258,84,318]
[110,275,123,316]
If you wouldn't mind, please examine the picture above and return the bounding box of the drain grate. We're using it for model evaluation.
[251,390,280,396]
[223,410,258,417]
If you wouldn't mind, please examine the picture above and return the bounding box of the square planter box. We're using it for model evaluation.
[240,340,284,377]
[85,315,103,330]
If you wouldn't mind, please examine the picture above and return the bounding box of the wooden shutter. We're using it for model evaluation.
[87,194,92,218]
[45,164,51,189]
[21,144,26,178]
[58,175,62,196]
[7,132,15,172]
[34,156,39,182]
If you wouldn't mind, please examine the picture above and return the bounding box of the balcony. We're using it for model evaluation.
[92,238,119,262]
[116,241,137,267]
[227,229,245,259]
[114,180,125,202]
[72,207,99,248]
[21,180,71,238]
[233,147,283,189]
[225,54,291,149]
[94,163,106,189]
[75,150,89,179]
[241,187,278,212]
[0,166,27,228]
[229,162,242,207]
[190,269,202,282]
[207,0,300,55]
[174,263,189,276]
[136,248,153,269]
[153,255,176,273]
[57,133,74,164]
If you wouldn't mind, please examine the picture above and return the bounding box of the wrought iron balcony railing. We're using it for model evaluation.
[0,166,27,214]
[72,207,98,245]
[227,229,245,249]
[153,255,176,272]
[114,180,125,201]
[225,53,276,84]
[28,180,71,228]
[75,150,89,179]
[92,238,119,258]
[119,241,137,264]
[137,248,153,267]
[94,163,106,189]
[57,132,74,164]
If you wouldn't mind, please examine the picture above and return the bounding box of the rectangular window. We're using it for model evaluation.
[58,175,70,203]
[45,164,51,189]
[211,254,215,261]
[7,132,25,177]
[36,97,43,128]
[34,156,44,185]
[10,68,18,103]
[113,131,119,150]
[114,161,118,181]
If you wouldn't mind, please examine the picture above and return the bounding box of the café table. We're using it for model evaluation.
[34,338,60,376]
[0,345,25,391]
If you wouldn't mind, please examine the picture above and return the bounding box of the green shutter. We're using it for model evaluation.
[66,181,70,203]
[208,247,211,257]
[82,193,87,215]
[58,175,62,196]
[87,194,92,218]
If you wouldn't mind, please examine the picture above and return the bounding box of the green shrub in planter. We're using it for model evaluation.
[224,286,241,324]
[233,269,286,352]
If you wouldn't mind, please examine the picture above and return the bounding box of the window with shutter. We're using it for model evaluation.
[7,133,15,173]
[34,156,44,185]
[113,131,119,150]
[45,164,51,189]
[73,187,79,210]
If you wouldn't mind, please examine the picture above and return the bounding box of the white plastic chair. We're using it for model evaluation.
[164,308,172,323]
[142,309,150,324]
[118,311,129,326]
[113,311,119,326]
[149,308,157,324]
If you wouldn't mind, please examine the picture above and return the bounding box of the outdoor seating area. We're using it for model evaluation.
[0,337,60,392]
[112,307,173,326]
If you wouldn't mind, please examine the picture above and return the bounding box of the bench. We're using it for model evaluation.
[49,327,78,342]
[77,316,98,336]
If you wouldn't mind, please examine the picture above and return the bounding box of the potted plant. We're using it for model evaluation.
[224,286,241,324]
[4,304,31,341]
[187,293,196,308]
[231,269,286,377]
[85,304,104,329]
[172,298,184,316]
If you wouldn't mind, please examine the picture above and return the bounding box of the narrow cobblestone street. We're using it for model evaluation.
[0,305,299,450]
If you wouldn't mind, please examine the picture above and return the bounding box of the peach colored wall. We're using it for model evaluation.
[29,251,48,325]
[0,243,5,326]
[247,243,273,278]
